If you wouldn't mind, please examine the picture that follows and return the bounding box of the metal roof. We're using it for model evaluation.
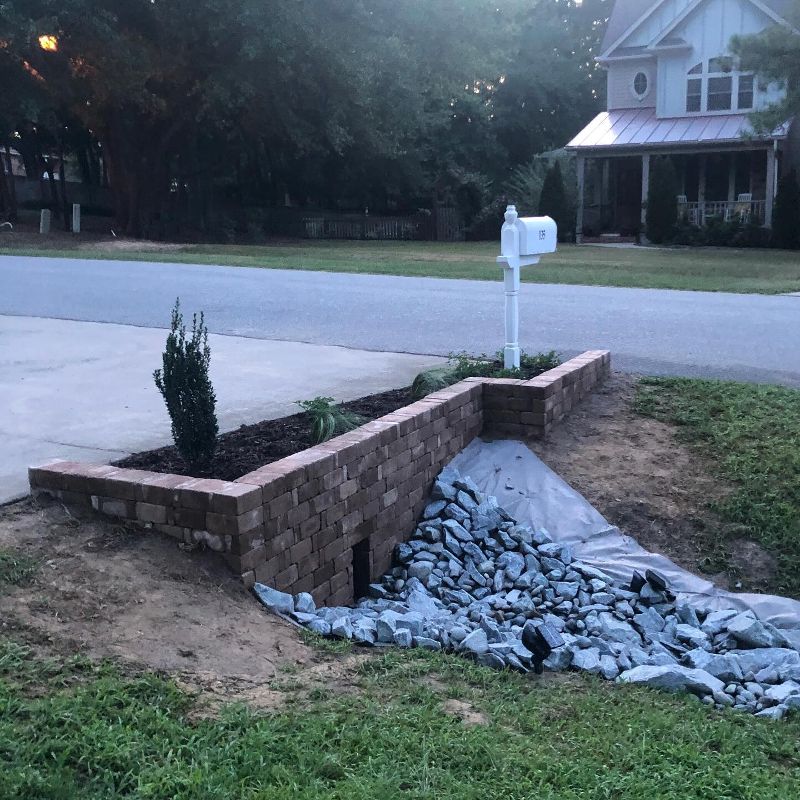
[600,0,657,55]
[566,108,791,150]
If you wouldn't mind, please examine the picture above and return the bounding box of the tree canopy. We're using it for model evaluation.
[0,0,610,236]
[731,4,800,131]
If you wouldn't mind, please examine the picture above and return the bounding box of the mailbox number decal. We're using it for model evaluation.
[539,229,546,240]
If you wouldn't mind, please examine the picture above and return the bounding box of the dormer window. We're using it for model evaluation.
[707,76,732,110]
[685,58,754,114]
[738,75,754,109]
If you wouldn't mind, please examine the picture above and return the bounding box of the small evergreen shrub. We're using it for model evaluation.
[539,161,572,241]
[772,168,800,249]
[297,397,364,443]
[646,157,679,243]
[154,299,219,471]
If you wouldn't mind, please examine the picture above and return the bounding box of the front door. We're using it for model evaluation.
[613,157,642,235]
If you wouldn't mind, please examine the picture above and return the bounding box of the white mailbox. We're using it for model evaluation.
[500,206,556,261]
[496,204,558,370]
[518,216,557,257]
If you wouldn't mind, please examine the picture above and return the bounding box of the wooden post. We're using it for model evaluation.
[765,143,776,228]
[727,154,736,202]
[640,153,650,228]
[72,203,81,234]
[601,159,611,206]
[39,208,51,234]
[576,154,585,243]
[698,155,707,224]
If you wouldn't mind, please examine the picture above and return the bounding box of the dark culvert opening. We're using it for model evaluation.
[352,538,371,599]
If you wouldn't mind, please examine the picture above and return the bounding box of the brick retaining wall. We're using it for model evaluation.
[29,350,610,606]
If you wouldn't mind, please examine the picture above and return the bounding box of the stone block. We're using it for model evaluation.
[135,502,168,524]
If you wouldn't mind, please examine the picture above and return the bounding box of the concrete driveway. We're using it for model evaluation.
[0,315,442,503]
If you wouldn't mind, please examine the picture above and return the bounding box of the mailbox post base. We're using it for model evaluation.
[503,345,521,371]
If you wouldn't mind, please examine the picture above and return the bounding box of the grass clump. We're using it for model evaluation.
[0,549,38,587]
[0,638,798,799]
[297,396,365,443]
[413,350,560,398]
[635,377,800,596]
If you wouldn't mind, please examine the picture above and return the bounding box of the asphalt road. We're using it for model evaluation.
[2,255,799,386]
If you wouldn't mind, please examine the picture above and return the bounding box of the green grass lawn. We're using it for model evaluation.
[2,239,800,293]
[2,637,798,800]
[635,377,800,597]
[3,377,800,796]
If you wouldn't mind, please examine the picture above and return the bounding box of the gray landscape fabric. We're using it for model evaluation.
[451,438,800,643]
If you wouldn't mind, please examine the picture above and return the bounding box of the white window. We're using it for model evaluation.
[707,76,732,110]
[685,58,755,114]
[738,74,754,110]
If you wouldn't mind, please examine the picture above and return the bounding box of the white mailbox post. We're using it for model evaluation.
[496,204,557,369]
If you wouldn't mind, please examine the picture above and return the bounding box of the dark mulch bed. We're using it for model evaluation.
[114,387,414,481]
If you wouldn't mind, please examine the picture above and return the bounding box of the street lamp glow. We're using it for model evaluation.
[38,35,58,52]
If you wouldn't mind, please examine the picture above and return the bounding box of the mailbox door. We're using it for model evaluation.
[518,216,557,255]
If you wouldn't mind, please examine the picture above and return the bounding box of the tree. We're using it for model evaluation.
[732,10,800,132]
[538,161,572,241]
[491,0,609,171]
[646,158,679,244]
[1,0,612,236]
[772,168,800,249]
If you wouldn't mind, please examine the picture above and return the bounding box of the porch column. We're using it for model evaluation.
[640,153,650,228]
[727,154,736,202]
[765,143,776,228]
[698,156,706,204]
[576,154,585,243]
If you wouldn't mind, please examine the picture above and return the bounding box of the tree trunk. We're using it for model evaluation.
[44,159,61,219]
[58,145,70,232]
[5,147,18,221]
[0,144,11,217]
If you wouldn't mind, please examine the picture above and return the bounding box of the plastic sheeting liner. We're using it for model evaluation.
[451,439,800,642]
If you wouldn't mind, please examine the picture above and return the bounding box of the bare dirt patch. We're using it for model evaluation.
[0,497,322,704]
[528,373,774,591]
[441,698,489,726]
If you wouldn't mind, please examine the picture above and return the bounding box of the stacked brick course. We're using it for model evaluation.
[29,350,609,606]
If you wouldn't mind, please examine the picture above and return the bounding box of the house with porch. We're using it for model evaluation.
[566,0,798,242]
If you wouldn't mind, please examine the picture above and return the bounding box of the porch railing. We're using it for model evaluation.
[678,200,766,226]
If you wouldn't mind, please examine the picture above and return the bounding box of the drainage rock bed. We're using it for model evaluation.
[255,465,800,720]
[115,387,413,481]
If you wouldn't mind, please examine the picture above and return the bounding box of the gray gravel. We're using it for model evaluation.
[1,256,799,386]
[256,465,800,719]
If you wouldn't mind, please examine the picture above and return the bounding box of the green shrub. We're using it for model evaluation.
[670,218,706,246]
[539,161,572,241]
[412,350,560,398]
[297,396,364,443]
[646,157,679,243]
[772,168,800,249]
[153,299,218,471]
[670,215,771,248]
[411,365,459,399]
